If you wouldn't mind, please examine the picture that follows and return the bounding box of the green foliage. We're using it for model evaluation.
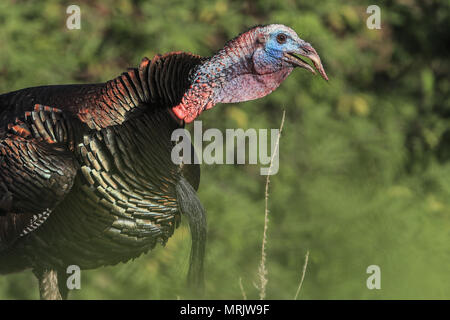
[0,0,449,299]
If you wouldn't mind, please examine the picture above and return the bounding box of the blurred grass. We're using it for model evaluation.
[0,0,449,299]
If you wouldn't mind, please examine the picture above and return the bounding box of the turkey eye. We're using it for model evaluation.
[276,33,287,44]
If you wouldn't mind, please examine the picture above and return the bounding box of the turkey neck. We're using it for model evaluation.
[171,27,293,123]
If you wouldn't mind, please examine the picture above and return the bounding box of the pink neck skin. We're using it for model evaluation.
[172,28,292,123]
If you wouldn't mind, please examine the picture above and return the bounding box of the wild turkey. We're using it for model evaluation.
[0,24,327,299]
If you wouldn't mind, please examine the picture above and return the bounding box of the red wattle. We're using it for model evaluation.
[172,105,187,120]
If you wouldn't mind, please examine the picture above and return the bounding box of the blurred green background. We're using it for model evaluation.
[0,0,449,299]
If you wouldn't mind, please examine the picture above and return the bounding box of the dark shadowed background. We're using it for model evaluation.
[0,0,449,299]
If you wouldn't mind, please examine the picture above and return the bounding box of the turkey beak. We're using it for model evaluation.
[284,42,329,81]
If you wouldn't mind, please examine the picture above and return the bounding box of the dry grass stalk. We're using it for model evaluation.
[239,277,247,300]
[257,110,286,300]
[294,250,310,300]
